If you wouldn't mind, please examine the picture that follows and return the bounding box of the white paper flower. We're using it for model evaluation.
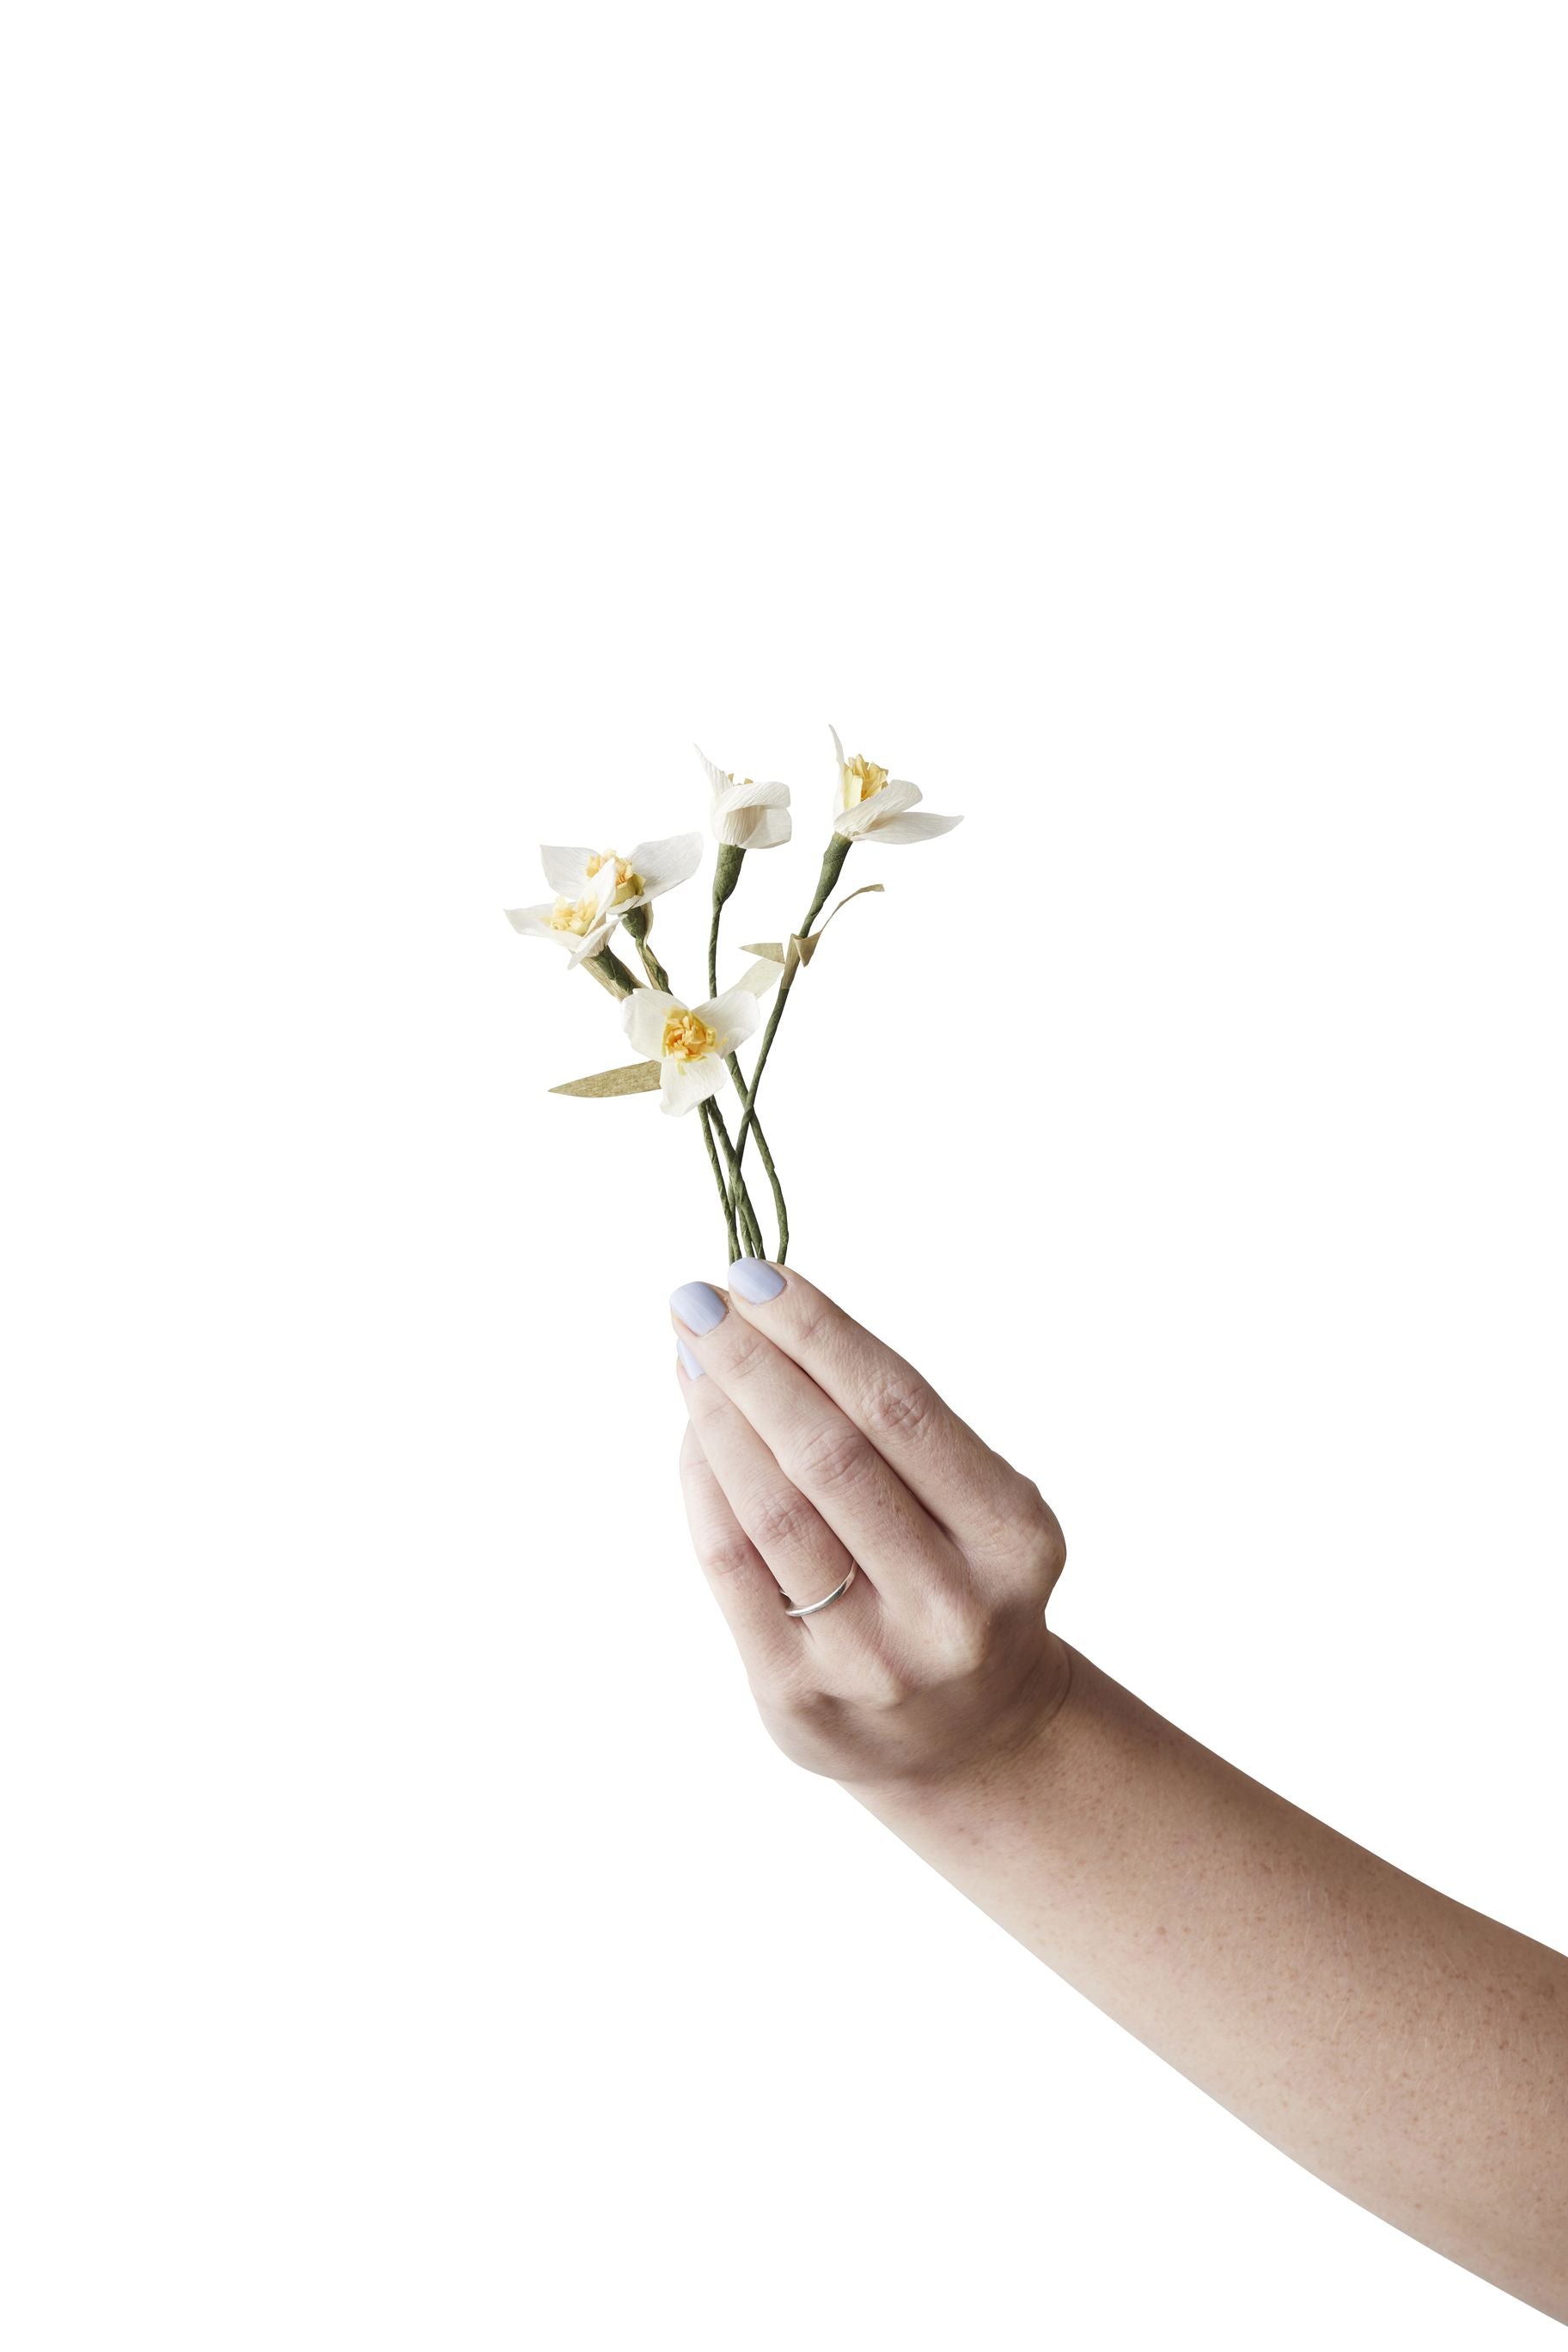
[696,747,792,850]
[621,966,774,1115]
[506,833,701,966]
[828,726,962,845]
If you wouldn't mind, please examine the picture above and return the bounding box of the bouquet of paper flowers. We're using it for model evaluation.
[507,730,961,1262]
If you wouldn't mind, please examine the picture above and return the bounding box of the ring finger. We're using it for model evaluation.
[678,1353,868,1623]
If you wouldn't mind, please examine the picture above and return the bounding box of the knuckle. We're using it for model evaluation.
[701,1533,756,1582]
[926,1589,997,1677]
[854,1653,915,1711]
[860,1372,935,1445]
[1020,1482,1068,1581]
[793,1300,837,1358]
[747,1487,814,1555]
[766,1675,844,1742]
[719,1322,770,1385]
[981,1472,1066,1584]
[794,1415,871,1494]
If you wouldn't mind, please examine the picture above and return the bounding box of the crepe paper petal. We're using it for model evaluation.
[661,1054,728,1116]
[698,746,793,848]
[695,744,733,799]
[833,776,923,839]
[550,1060,663,1097]
[862,810,962,844]
[540,846,595,895]
[623,987,680,1057]
[741,803,792,847]
[564,922,618,968]
[712,776,790,818]
[697,748,790,811]
[628,833,704,895]
[697,987,764,1054]
[505,902,560,938]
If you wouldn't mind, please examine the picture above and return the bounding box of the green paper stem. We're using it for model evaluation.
[728,834,851,1260]
[709,845,789,1262]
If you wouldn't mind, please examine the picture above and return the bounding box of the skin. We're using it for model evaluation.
[672,1263,1568,2325]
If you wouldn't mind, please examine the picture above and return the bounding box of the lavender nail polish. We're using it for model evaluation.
[669,1280,727,1334]
[730,1258,785,1303]
[675,1339,705,1379]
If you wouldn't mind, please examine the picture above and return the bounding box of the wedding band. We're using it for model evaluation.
[782,1561,858,1618]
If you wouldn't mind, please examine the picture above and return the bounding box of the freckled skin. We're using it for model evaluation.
[675,1264,1568,2325]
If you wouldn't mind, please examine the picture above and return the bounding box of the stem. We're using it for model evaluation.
[625,902,766,1258]
[583,945,641,998]
[709,842,742,997]
[710,843,790,1260]
[706,1097,766,1259]
[726,1062,787,1258]
[728,834,851,1259]
[698,1102,740,1260]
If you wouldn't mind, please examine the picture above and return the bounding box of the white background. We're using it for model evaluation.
[3,3,1566,2344]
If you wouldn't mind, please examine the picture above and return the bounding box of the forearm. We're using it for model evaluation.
[851,1641,1568,2321]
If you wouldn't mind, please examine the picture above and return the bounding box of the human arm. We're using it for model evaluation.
[670,1262,1568,2324]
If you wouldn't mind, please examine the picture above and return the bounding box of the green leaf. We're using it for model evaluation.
[550,1060,662,1098]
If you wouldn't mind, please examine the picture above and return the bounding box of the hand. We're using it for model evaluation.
[672,1262,1070,1792]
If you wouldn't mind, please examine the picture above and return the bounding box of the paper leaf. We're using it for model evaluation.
[777,883,885,981]
[740,941,786,963]
[550,1060,662,1098]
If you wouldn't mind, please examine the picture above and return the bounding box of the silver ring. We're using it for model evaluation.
[782,1561,858,1618]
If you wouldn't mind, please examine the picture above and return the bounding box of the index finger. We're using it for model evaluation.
[720,1259,1039,1562]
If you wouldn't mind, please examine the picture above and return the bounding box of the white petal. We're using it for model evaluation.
[834,777,916,838]
[714,776,790,816]
[863,809,963,845]
[698,987,762,1054]
[712,804,756,847]
[624,988,679,1056]
[832,798,878,840]
[868,777,923,818]
[662,1054,726,1115]
[629,832,703,897]
[742,803,791,847]
[540,846,594,895]
[506,901,570,942]
[828,724,845,770]
[694,744,732,801]
[565,907,621,965]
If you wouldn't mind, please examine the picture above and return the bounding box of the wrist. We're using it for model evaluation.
[842,1628,1080,1818]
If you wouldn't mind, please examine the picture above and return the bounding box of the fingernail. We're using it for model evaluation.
[730,1257,785,1303]
[675,1338,705,1379]
[669,1280,727,1334]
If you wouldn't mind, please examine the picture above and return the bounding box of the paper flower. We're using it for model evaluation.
[828,725,962,846]
[622,973,770,1115]
[506,833,701,966]
[696,747,792,850]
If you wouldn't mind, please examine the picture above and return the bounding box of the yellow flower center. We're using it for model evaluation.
[583,850,645,906]
[547,892,600,936]
[662,1007,718,1061]
[841,753,888,809]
